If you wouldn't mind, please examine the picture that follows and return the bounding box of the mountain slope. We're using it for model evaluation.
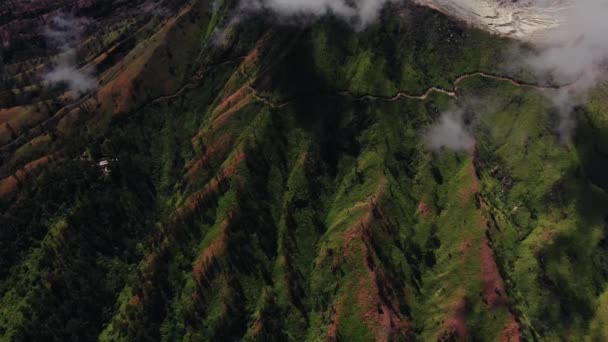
[2,0,608,341]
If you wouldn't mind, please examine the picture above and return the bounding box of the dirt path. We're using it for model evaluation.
[245,84,290,109]
[340,71,565,103]
[340,86,456,101]
[241,70,562,108]
[150,83,199,105]
[149,57,247,105]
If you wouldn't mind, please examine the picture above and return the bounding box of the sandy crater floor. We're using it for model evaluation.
[415,0,570,40]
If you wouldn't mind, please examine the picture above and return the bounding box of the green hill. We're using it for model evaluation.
[2,0,608,341]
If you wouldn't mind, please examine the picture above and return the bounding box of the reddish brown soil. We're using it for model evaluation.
[417,200,431,219]
[472,155,509,309]
[192,216,230,287]
[213,85,251,118]
[459,235,474,261]
[178,177,220,219]
[460,156,480,202]
[325,297,344,341]
[441,291,468,341]
[177,152,245,219]
[0,154,55,199]
[357,266,410,341]
[223,152,245,178]
[0,175,19,199]
[343,210,373,251]
[94,51,110,65]
[98,53,144,114]
[343,177,387,252]
[24,155,52,172]
[480,237,507,308]
[240,31,272,76]
[500,314,522,342]
[185,133,235,184]
[146,251,160,268]
[468,146,522,336]
[211,92,253,130]
[0,107,23,124]
[250,318,264,338]
[340,177,411,340]
[128,294,142,306]
[242,45,261,74]
[540,228,556,244]
[112,70,136,114]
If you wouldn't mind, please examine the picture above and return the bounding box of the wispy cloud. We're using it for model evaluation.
[209,0,396,46]
[522,0,608,140]
[239,0,394,28]
[44,65,97,93]
[425,108,475,152]
[43,13,97,94]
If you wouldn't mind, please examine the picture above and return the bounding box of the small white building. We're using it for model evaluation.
[98,158,112,175]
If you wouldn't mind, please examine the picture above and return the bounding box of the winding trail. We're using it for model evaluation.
[245,84,290,109]
[238,70,566,109]
[150,83,199,105]
[149,57,247,105]
[0,57,245,157]
[339,71,565,103]
[11,60,566,154]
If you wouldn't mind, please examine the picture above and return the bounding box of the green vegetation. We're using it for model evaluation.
[2,0,608,341]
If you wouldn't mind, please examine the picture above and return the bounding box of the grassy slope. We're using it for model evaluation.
[2,0,608,341]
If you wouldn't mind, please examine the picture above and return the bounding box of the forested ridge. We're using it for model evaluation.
[3,0,608,341]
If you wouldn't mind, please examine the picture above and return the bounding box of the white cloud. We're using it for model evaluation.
[238,0,394,28]
[425,109,474,151]
[523,0,608,140]
[44,65,97,93]
[43,13,98,94]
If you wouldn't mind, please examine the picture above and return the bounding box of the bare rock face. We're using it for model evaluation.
[414,0,570,40]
